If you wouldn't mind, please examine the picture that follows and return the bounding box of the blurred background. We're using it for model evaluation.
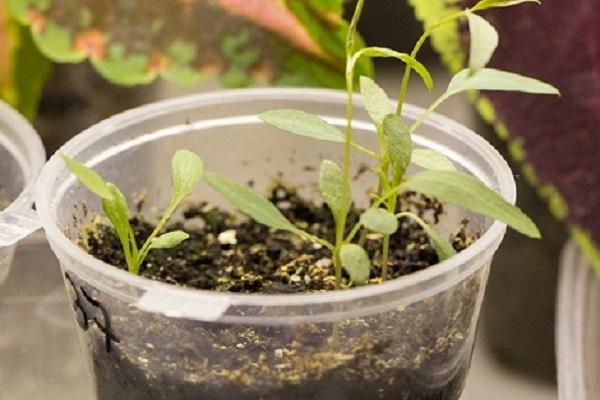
[1,0,597,399]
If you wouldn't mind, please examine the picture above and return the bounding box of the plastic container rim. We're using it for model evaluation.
[35,88,514,307]
[0,99,46,217]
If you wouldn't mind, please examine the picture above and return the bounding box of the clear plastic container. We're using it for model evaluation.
[557,240,600,400]
[0,100,45,286]
[35,89,515,400]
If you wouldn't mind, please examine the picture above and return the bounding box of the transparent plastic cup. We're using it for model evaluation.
[557,240,600,400]
[0,100,45,286]
[36,89,515,400]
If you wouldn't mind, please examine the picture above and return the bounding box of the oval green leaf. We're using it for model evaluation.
[472,0,540,11]
[205,172,295,232]
[259,109,344,143]
[351,47,433,91]
[448,68,560,96]
[411,149,457,172]
[149,230,190,250]
[398,212,456,261]
[360,208,399,235]
[61,154,113,200]
[383,114,412,183]
[359,76,393,126]
[340,244,371,285]
[171,149,204,206]
[319,160,350,223]
[404,170,541,238]
[467,11,499,71]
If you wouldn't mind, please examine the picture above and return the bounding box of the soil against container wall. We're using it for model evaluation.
[70,185,481,400]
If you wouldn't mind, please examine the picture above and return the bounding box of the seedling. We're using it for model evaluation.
[248,0,558,286]
[62,150,204,274]
[62,0,559,289]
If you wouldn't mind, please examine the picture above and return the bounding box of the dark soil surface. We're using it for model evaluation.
[71,185,480,400]
[84,185,474,293]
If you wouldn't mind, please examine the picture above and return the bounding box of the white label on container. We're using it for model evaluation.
[134,287,231,321]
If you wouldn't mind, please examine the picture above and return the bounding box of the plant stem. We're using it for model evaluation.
[332,0,366,288]
[396,10,466,116]
[381,192,398,281]
[409,93,449,133]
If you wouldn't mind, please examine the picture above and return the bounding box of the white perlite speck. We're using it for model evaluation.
[218,229,238,245]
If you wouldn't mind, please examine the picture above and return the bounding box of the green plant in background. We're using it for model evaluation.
[4,0,371,89]
[0,10,50,120]
[62,0,558,287]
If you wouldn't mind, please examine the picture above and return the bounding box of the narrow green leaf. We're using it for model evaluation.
[398,212,456,261]
[259,109,344,143]
[411,149,457,172]
[171,150,204,207]
[404,170,541,238]
[360,208,398,235]
[466,11,499,71]
[383,114,412,183]
[61,154,113,200]
[319,160,350,222]
[421,224,457,261]
[472,0,540,12]
[448,68,560,96]
[149,231,190,250]
[205,172,296,232]
[351,47,433,91]
[101,183,137,271]
[340,244,371,284]
[360,76,393,126]
[101,183,131,238]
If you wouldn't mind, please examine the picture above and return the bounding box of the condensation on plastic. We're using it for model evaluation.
[0,100,45,285]
[557,241,600,400]
[36,89,515,399]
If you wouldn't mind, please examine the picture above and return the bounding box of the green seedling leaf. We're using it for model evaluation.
[101,183,131,244]
[259,109,344,143]
[351,47,433,91]
[101,183,138,272]
[360,208,399,235]
[205,172,296,232]
[421,224,456,261]
[404,170,541,238]
[383,114,412,183]
[320,160,350,223]
[397,212,456,261]
[467,11,499,71]
[448,68,560,96]
[170,149,204,207]
[472,0,540,12]
[360,76,393,126]
[149,231,190,250]
[340,244,371,284]
[411,149,457,172]
[61,154,113,200]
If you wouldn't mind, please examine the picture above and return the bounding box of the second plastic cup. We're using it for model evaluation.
[0,100,45,286]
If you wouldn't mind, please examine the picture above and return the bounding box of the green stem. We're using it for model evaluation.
[334,252,343,290]
[352,142,378,159]
[395,211,430,230]
[396,10,466,116]
[136,203,177,270]
[409,93,450,133]
[333,0,366,289]
[381,194,398,281]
